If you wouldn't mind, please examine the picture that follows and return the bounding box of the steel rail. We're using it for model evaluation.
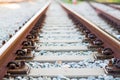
[89,3,120,28]
[0,1,51,79]
[108,4,120,10]
[59,2,120,58]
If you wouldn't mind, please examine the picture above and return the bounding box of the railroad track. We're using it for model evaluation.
[62,2,120,42]
[107,4,120,11]
[1,0,120,80]
[89,2,120,33]
[93,1,120,11]
[0,0,47,47]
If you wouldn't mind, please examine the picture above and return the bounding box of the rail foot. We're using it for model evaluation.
[104,58,120,76]
[82,38,90,43]
[15,49,34,60]
[94,52,113,59]
[16,53,34,60]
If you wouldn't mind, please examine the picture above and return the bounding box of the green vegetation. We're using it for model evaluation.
[95,0,120,3]
[61,0,83,4]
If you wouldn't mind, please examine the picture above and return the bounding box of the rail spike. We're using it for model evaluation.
[102,48,114,55]
[83,29,91,36]
[87,33,97,41]
[2,40,6,45]
[104,58,120,74]
[22,40,35,50]
[30,30,39,35]
[7,61,30,74]
[93,39,104,46]
[26,34,39,42]
[86,33,97,45]
[16,49,27,56]
[22,40,34,46]
[88,39,104,50]
[15,49,34,59]
[94,48,114,59]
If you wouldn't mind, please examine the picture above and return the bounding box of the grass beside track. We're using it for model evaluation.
[95,0,120,3]
[61,0,82,4]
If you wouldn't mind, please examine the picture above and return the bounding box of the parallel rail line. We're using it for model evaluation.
[60,2,120,58]
[0,1,50,79]
[89,2,120,31]
[108,4,120,10]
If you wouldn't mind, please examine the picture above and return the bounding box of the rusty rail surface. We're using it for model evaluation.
[60,2,120,58]
[108,4,120,10]
[0,1,51,79]
[89,3,120,30]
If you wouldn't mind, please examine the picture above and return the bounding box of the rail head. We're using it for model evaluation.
[59,2,120,58]
[89,2,120,23]
[0,1,51,79]
[109,4,120,10]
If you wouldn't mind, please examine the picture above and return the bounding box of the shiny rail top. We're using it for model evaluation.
[0,1,51,79]
[60,1,120,58]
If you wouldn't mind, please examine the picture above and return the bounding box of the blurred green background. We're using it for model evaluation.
[96,0,120,3]
[61,0,83,4]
